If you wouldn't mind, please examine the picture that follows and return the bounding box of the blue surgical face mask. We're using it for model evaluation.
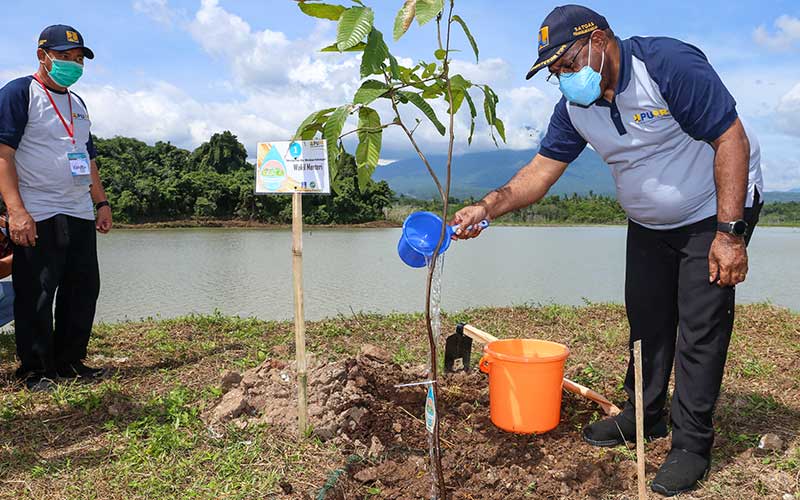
[45,52,84,87]
[558,38,604,106]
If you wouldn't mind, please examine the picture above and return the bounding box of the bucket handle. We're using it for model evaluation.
[478,355,491,374]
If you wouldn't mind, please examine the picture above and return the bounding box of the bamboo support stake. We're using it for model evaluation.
[634,340,646,500]
[292,192,308,435]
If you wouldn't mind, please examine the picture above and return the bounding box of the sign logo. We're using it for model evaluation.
[538,26,550,50]
[65,31,80,43]
[289,141,302,158]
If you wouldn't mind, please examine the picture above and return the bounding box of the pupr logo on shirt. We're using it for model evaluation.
[633,108,670,123]
[72,112,90,121]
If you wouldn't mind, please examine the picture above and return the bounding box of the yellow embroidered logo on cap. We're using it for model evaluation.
[38,39,47,46]
[66,31,79,43]
[538,26,550,50]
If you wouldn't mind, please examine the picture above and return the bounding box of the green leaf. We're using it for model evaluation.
[449,74,471,91]
[463,91,477,144]
[355,107,382,189]
[421,81,443,99]
[482,85,498,125]
[294,107,336,141]
[323,105,352,164]
[356,164,373,192]
[452,15,479,62]
[393,0,416,41]
[415,0,443,26]
[447,88,464,115]
[353,80,389,105]
[298,2,346,21]
[320,41,366,52]
[399,91,445,135]
[434,49,446,60]
[389,55,401,80]
[336,7,374,51]
[360,29,389,77]
[494,117,506,143]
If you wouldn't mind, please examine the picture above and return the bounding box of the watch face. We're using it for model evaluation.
[732,220,748,236]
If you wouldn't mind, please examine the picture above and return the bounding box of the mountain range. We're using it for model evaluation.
[373,148,800,202]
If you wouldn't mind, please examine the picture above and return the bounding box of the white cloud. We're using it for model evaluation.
[187,0,346,89]
[776,81,800,137]
[753,15,800,51]
[1,1,554,162]
[133,0,181,27]
[450,58,511,85]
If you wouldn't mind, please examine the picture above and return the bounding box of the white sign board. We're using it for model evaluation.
[255,140,330,194]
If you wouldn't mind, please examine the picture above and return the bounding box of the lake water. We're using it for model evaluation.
[95,226,800,323]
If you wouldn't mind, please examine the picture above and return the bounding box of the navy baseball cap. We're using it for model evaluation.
[525,5,608,79]
[38,25,94,59]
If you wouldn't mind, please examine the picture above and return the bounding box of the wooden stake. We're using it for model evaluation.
[292,192,308,435]
[634,340,646,500]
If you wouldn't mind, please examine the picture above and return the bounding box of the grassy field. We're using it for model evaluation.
[0,304,798,499]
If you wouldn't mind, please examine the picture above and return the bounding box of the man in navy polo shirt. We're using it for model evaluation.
[452,5,763,497]
[0,25,112,391]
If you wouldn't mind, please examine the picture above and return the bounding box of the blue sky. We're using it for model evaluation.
[2,0,799,190]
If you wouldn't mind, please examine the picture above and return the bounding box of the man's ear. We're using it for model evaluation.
[37,48,47,65]
[590,29,607,49]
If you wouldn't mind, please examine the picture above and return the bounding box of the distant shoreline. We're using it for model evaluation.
[113,219,800,230]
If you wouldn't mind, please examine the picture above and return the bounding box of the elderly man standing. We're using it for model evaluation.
[0,25,112,391]
[452,5,763,497]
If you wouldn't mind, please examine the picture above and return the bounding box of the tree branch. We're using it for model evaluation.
[385,72,446,201]
[338,122,398,140]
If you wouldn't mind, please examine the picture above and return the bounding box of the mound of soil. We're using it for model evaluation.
[207,345,655,499]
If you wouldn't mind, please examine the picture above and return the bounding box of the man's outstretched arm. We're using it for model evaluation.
[451,153,569,238]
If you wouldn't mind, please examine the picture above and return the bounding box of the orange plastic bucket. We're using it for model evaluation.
[479,339,569,434]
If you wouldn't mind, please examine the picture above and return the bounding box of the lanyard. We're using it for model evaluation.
[32,74,75,146]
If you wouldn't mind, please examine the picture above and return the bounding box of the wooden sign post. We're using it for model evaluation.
[292,192,308,434]
[255,140,330,436]
[634,340,647,500]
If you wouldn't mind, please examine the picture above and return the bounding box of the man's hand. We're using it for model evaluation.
[708,232,748,287]
[8,209,37,247]
[451,203,489,240]
[96,206,112,234]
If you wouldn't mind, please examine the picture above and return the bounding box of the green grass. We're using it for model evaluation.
[0,304,797,499]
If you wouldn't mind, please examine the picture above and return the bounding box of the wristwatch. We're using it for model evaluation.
[95,200,110,211]
[717,219,748,237]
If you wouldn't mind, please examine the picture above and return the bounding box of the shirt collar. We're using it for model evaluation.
[616,36,632,95]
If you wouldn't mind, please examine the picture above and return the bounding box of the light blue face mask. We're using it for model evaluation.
[558,38,604,106]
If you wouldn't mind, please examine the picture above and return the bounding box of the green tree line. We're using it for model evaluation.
[32,129,793,227]
[94,131,392,224]
[391,193,800,226]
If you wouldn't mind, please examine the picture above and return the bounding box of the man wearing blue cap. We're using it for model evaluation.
[0,25,112,391]
[452,4,763,497]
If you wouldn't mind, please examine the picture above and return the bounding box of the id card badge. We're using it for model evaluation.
[68,152,91,185]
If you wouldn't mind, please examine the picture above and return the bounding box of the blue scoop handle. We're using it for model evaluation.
[451,219,490,233]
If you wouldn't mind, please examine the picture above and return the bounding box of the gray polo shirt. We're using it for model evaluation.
[0,75,96,222]
[539,37,764,230]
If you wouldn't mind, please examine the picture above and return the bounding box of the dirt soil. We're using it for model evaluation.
[208,344,666,499]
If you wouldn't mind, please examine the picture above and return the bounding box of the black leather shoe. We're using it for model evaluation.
[57,361,107,379]
[15,365,40,380]
[651,448,710,497]
[582,411,669,447]
[24,372,58,392]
